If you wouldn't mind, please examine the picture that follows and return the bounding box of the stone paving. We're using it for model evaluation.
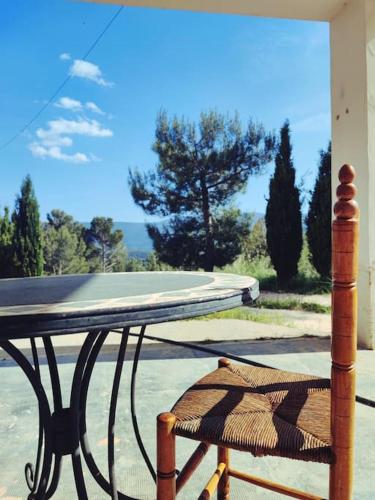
[0,320,374,499]
[260,291,331,307]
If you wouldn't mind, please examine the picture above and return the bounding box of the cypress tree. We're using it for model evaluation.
[0,207,15,278]
[306,143,332,277]
[265,121,303,287]
[12,175,43,277]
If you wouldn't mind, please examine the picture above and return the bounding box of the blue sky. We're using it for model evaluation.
[0,1,330,223]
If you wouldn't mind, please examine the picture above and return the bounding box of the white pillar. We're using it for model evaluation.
[331,0,375,348]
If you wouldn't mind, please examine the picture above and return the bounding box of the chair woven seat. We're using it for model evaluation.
[172,362,333,464]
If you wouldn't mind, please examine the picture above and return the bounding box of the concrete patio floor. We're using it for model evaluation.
[0,320,374,499]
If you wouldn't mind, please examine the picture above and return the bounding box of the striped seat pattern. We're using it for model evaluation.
[172,362,332,464]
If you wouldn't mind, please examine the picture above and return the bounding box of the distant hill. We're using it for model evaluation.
[82,221,162,258]
[83,214,264,258]
[114,221,160,258]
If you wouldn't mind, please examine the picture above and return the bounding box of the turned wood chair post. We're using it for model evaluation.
[217,358,231,500]
[157,412,177,500]
[329,165,359,500]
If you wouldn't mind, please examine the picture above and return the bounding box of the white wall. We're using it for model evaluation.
[87,0,346,22]
[331,0,375,348]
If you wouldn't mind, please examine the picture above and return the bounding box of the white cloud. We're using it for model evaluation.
[37,134,73,148]
[55,97,83,112]
[28,143,90,163]
[69,59,113,87]
[54,97,106,116]
[29,118,113,164]
[36,118,113,140]
[59,52,71,61]
[85,101,104,115]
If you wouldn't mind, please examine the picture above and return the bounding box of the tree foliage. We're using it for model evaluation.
[12,175,43,277]
[148,209,252,270]
[306,143,332,277]
[0,207,15,278]
[0,180,134,278]
[85,217,126,272]
[265,121,302,286]
[43,210,89,275]
[129,110,275,271]
[242,217,268,262]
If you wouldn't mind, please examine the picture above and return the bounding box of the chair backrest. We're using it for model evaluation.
[330,164,359,500]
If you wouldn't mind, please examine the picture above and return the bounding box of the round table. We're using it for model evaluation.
[0,272,258,499]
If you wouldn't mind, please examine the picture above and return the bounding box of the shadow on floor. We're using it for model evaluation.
[0,335,331,367]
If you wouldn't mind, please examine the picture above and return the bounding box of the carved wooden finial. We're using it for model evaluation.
[338,163,355,184]
[334,164,358,220]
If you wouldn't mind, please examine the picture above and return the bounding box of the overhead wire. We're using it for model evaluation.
[0,5,124,152]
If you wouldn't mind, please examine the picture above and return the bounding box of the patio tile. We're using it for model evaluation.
[0,337,374,499]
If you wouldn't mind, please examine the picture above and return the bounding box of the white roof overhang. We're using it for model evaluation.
[85,0,347,22]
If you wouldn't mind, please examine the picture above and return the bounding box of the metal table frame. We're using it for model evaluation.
[0,272,259,499]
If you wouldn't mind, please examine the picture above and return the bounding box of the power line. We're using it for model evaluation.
[0,5,124,152]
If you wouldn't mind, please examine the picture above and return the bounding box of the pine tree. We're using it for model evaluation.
[306,143,332,277]
[12,176,43,277]
[242,217,268,262]
[43,210,89,275]
[0,207,15,278]
[265,121,303,287]
[129,110,275,271]
[85,217,126,273]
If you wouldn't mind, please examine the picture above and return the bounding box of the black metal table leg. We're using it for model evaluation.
[78,328,137,499]
[130,326,156,482]
[0,326,156,499]
[0,340,54,500]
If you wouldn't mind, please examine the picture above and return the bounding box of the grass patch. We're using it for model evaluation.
[255,298,331,314]
[299,302,330,314]
[194,307,293,327]
[219,254,331,295]
[258,275,331,295]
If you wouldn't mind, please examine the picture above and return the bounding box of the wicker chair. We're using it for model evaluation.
[156,164,359,500]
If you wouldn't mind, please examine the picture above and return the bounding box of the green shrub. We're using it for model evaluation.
[255,298,330,314]
[219,252,331,295]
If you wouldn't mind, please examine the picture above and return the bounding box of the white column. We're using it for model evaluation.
[331,0,375,348]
